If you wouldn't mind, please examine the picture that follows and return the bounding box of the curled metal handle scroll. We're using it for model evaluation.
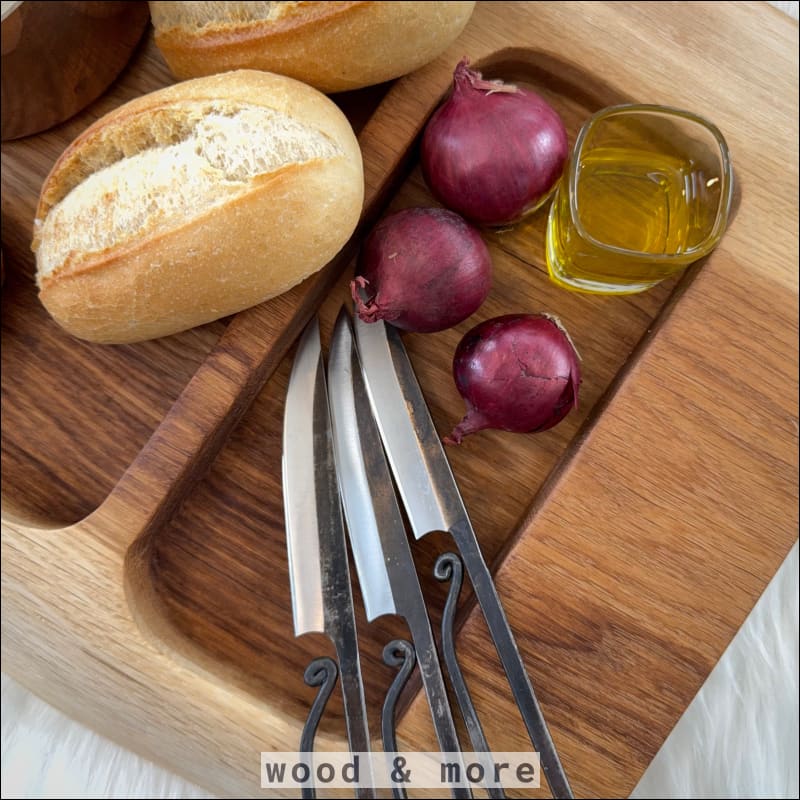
[381,639,416,800]
[299,656,339,800]
[435,552,506,800]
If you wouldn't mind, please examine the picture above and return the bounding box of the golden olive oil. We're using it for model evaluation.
[546,146,723,293]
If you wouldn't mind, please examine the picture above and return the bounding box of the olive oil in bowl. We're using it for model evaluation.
[546,105,733,294]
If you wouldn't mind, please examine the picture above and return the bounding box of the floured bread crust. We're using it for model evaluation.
[149,1,476,93]
[33,70,364,343]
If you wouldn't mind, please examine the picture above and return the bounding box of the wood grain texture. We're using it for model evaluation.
[1,3,797,799]
[1,1,150,141]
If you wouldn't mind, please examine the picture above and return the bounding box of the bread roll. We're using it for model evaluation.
[32,69,364,344]
[149,1,475,93]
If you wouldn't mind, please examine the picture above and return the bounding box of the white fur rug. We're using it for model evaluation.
[631,542,799,799]
[2,541,797,798]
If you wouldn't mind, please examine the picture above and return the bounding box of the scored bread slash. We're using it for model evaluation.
[31,69,363,344]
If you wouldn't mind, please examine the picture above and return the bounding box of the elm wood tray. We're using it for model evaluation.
[1,2,797,797]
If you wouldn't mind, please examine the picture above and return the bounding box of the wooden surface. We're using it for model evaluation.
[0,1,151,141]
[1,3,798,798]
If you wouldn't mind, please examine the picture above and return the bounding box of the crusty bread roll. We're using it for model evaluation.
[148,1,475,93]
[32,69,364,344]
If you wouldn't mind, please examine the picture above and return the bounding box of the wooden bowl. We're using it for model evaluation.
[0,1,150,141]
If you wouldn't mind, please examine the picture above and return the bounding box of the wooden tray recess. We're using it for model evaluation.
[2,4,797,799]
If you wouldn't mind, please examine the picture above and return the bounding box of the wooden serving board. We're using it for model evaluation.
[2,3,797,798]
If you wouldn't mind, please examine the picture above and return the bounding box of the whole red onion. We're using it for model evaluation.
[446,314,581,444]
[421,58,569,227]
[351,207,492,333]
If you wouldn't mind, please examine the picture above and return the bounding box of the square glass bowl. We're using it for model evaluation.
[545,104,733,294]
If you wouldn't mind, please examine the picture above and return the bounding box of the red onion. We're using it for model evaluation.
[421,58,569,227]
[351,207,492,334]
[446,314,581,444]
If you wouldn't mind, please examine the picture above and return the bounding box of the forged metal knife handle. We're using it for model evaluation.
[404,608,473,800]
[299,657,338,800]
[380,635,473,800]
[299,653,373,800]
[381,640,416,800]
[334,633,374,775]
[326,470,375,800]
[449,520,574,799]
[435,553,506,800]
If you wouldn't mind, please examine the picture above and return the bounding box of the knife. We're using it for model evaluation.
[354,315,574,799]
[282,317,374,799]
[327,309,472,800]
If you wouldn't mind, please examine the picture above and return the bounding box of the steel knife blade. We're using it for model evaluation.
[327,309,471,798]
[282,317,373,796]
[353,315,574,799]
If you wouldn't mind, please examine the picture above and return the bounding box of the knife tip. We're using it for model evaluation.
[288,316,323,386]
[332,305,355,344]
[297,313,321,351]
[334,304,352,329]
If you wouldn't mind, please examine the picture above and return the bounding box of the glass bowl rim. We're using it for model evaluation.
[567,103,734,261]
